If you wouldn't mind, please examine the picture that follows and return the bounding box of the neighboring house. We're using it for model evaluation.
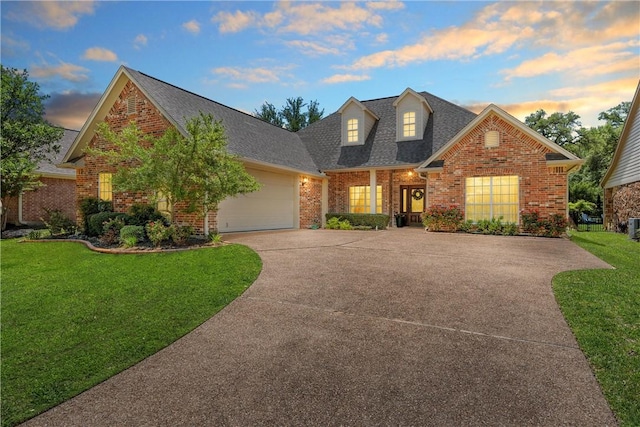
[61,66,582,234]
[4,129,78,226]
[602,80,640,231]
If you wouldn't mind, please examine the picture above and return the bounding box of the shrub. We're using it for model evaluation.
[325,213,389,229]
[127,203,168,227]
[42,208,76,236]
[100,217,125,245]
[520,210,567,237]
[422,205,463,232]
[26,230,44,240]
[79,197,112,232]
[458,219,476,233]
[208,232,223,245]
[119,225,144,245]
[145,221,172,247]
[325,217,352,230]
[87,212,129,237]
[502,222,519,236]
[171,225,193,246]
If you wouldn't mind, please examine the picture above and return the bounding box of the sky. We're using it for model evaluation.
[1,1,639,131]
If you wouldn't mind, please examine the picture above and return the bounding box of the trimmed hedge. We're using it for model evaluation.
[326,213,390,230]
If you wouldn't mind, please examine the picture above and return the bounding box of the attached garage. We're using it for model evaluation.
[217,168,298,233]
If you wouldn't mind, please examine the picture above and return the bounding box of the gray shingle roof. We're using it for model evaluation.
[297,93,477,171]
[38,128,78,177]
[125,67,321,174]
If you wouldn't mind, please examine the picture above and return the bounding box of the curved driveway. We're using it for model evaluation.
[24,229,617,426]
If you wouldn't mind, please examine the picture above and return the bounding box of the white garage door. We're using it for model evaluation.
[217,168,296,232]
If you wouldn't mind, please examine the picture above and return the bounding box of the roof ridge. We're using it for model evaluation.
[129,67,295,134]
[418,90,477,116]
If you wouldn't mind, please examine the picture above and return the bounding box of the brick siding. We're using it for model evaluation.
[3,177,76,226]
[299,176,323,228]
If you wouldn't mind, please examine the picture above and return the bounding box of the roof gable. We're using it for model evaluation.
[416,104,582,172]
[392,88,433,113]
[62,66,322,176]
[601,80,640,188]
[338,96,379,120]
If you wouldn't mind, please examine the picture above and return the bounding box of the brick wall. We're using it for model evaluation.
[426,112,569,221]
[299,176,323,228]
[3,177,76,226]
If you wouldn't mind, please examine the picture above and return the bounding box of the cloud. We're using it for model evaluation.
[285,40,341,56]
[182,20,201,34]
[212,1,403,35]
[31,61,89,82]
[1,34,30,57]
[211,65,296,85]
[7,1,95,30]
[82,47,118,62]
[44,91,101,129]
[343,2,639,71]
[501,41,640,81]
[133,34,148,50]
[322,74,371,84]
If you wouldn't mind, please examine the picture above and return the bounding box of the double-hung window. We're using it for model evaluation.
[403,111,416,138]
[98,173,113,201]
[465,176,519,223]
[347,118,359,143]
[349,185,382,214]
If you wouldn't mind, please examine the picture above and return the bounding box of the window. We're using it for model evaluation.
[484,130,500,148]
[98,173,113,201]
[156,192,172,220]
[347,118,359,143]
[403,111,416,137]
[349,185,382,214]
[465,176,518,223]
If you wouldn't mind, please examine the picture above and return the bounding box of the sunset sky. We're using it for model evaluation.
[2,1,638,131]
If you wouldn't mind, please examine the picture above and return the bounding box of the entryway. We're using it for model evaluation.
[400,185,425,225]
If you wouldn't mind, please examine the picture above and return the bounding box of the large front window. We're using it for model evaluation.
[349,185,382,213]
[98,173,113,201]
[465,176,519,223]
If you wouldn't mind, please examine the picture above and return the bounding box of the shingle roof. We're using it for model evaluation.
[38,128,77,177]
[297,92,477,171]
[124,67,321,174]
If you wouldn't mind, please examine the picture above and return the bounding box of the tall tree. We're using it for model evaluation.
[254,102,284,128]
[1,66,63,228]
[598,102,631,128]
[254,97,324,131]
[88,113,260,223]
[524,109,581,147]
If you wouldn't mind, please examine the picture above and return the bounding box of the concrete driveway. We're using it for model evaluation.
[24,229,617,426]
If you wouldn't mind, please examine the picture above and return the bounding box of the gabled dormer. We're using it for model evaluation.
[393,88,433,142]
[338,97,379,146]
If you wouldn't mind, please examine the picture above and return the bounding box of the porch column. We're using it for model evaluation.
[370,169,376,214]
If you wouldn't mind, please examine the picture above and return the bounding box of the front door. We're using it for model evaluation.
[400,185,425,225]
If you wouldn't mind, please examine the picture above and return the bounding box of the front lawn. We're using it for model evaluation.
[554,232,639,426]
[1,240,261,427]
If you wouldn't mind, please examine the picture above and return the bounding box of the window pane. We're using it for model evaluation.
[347,118,359,143]
[349,185,369,213]
[376,185,382,214]
[465,175,519,223]
[403,111,416,137]
[98,173,112,201]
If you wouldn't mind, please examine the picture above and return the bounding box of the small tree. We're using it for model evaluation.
[1,66,63,229]
[88,112,260,225]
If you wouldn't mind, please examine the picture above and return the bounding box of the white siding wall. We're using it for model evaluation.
[605,100,640,188]
[395,94,429,141]
[341,103,365,145]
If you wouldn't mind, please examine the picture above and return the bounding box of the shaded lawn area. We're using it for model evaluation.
[1,240,262,427]
[554,232,639,426]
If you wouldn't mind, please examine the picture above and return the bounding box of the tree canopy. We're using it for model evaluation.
[89,113,260,222]
[1,66,63,203]
[254,97,324,131]
[525,102,631,209]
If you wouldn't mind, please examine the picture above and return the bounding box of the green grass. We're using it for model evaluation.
[554,232,639,426]
[1,240,262,427]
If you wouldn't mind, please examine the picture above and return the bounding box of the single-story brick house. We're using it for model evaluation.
[61,66,582,234]
[602,80,640,231]
[4,128,77,227]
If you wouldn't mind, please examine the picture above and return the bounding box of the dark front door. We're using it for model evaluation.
[400,185,425,225]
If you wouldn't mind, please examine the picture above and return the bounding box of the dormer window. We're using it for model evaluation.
[394,88,433,142]
[338,96,379,146]
[403,112,416,138]
[347,118,359,143]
